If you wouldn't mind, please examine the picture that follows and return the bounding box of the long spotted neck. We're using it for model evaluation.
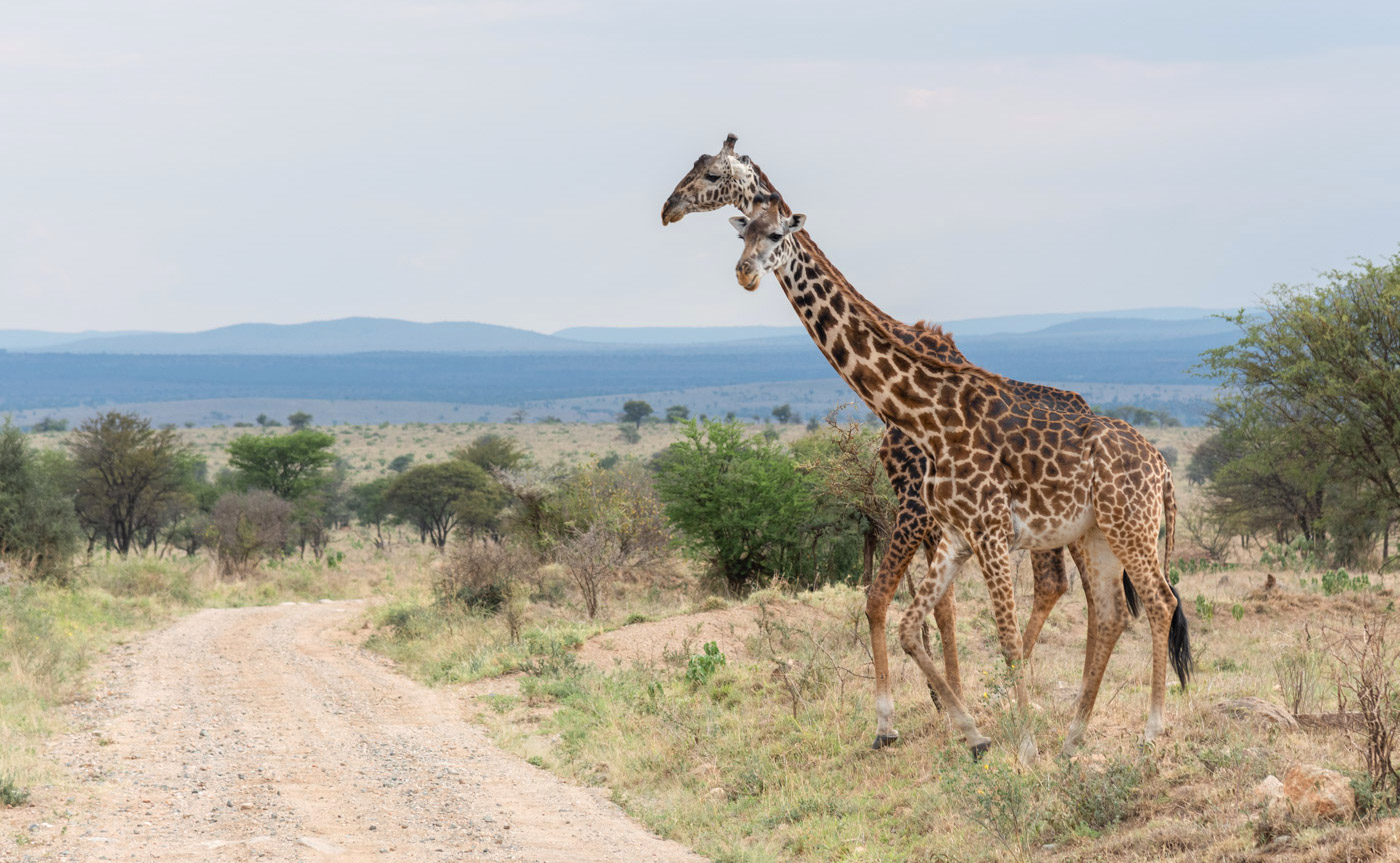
[769,232,973,433]
[742,162,963,357]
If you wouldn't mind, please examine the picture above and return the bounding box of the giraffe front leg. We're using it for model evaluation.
[867,504,927,749]
[974,529,1038,763]
[898,534,990,757]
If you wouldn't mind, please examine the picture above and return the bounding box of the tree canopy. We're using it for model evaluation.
[69,411,189,556]
[1200,251,1400,564]
[385,460,494,548]
[618,400,653,428]
[0,420,78,576]
[227,430,337,500]
[655,420,830,591]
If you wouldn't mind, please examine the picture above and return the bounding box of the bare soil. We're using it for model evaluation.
[577,599,831,670]
[2,601,705,862]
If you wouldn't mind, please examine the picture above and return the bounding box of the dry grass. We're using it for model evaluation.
[424,556,1400,862]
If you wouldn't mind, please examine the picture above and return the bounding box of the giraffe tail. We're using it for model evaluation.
[1121,572,1141,618]
[1162,471,1193,688]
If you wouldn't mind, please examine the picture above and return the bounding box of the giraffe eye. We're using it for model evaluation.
[704,173,720,182]
[768,233,783,242]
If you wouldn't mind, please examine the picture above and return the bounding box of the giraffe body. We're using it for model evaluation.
[729,196,1191,756]
[662,136,1136,749]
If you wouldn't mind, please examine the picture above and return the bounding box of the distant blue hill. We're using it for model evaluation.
[553,308,1238,345]
[17,318,588,355]
[4,308,1246,355]
[552,325,801,344]
[0,314,1242,415]
[0,329,155,351]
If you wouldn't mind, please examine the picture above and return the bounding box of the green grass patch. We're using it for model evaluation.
[364,597,599,686]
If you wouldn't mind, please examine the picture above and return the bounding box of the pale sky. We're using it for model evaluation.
[3,1,1398,333]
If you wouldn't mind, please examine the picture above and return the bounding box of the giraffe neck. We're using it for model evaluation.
[743,162,970,364]
[770,232,984,433]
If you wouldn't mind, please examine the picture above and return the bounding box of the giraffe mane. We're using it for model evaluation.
[748,161,794,217]
[742,156,1005,381]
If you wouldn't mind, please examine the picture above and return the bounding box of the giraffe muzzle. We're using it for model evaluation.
[736,264,761,292]
[661,195,686,226]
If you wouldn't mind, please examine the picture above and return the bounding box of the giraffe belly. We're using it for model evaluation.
[1009,501,1094,551]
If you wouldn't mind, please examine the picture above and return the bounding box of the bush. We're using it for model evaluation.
[1056,756,1144,833]
[1273,641,1325,715]
[0,773,30,807]
[655,420,822,592]
[208,490,291,577]
[435,540,534,612]
[1325,613,1400,804]
[0,420,79,579]
[556,523,625,619]
[1321,568,1370,596]
[685,641,727,685]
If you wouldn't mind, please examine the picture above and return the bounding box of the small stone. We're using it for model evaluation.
[298,836,344,854]
[1253,775,1288,818]
[1283,764,1355,822]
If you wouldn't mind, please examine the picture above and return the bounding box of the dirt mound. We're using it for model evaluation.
[578,600,833,670]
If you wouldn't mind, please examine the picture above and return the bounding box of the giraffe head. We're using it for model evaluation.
[660,133,762,225]
[728,194,806,291]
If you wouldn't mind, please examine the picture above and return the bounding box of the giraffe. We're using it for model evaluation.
[727,194,1191,758]
[661,135,1143,750]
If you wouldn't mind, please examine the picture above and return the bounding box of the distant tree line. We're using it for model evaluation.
[1191,251,1400,567]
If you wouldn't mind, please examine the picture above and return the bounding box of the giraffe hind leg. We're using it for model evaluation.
[1021,548,1069,661]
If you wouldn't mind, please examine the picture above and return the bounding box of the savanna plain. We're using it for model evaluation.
[3,419,1399,862]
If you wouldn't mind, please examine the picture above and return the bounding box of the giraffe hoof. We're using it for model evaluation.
[970,741,992,761]
[871,734,900,750]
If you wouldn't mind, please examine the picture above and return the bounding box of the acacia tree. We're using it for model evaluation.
[618,400,653,428]
[227,430,336,500]
[385,460,495,548]
[0,420,78,576]
[455,433,527,473]
[348,477,394,549]
[1202,252,1400,564]
[69,412,187,556]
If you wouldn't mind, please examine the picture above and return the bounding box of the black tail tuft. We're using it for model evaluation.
[1121,571,1141,619]
[1168,584,1193,689]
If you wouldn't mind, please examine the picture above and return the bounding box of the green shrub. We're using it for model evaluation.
[0,773,30,807]
[1056,756,1144,834]
[685,641,727,686]
[1321,568,1370,596]
[0,421,79,580]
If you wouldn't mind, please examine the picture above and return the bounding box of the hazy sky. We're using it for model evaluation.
[4,1,1398,333]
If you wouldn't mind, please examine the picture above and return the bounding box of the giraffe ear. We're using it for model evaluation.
[728,215,750,235]
[785,213,807,234]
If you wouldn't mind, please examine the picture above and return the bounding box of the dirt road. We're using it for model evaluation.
[12,601,705,862]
